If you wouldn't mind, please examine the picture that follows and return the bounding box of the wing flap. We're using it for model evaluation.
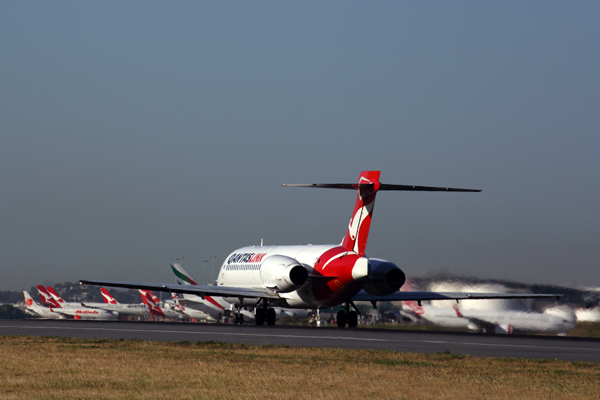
[80,280,280,299]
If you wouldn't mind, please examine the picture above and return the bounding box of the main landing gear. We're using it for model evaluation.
[255,300,276,326]
[337,302,360,328]
[233,313,245,325]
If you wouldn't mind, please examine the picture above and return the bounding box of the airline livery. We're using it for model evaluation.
[81,171,561,327]
[35,285,118,320]
[81,288,150,318]
[22,291,61,319]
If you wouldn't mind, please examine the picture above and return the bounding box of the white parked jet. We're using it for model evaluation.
[170,262,255,323]
[81,288,151,318]
[82,171,562,327]
[402,300,575,335]
[139,290,183,320]
[36,285,118,320]
[22,291,61,319]
[170,293,214,321]
[171,262,310,323]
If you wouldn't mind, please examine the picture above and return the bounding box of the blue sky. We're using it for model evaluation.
[1,2,599,291]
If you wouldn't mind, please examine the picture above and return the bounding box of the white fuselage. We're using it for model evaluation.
[25,303,62,319]
[461,308,576,334]
[217,244,340,309]
[55,307,118,320]
[403,303,575,335]
[82,302,150,317]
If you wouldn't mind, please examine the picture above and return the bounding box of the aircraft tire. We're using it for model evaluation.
[337,310,347,327]
[266,308,277,325]
[255,308,265,325]
[347,311,358,328]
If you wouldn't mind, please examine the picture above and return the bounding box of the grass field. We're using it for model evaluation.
[1,336,599,399]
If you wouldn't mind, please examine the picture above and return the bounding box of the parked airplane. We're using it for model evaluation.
[170,293,214,321]
[82,171,561,327]
[36,285,60,308]
[170,262,252,323]
[81,288,150,318]
[139,290,182,320]
[402,300,575,335]
[170,263,310,323]
[36,285,118,320]
[22,291,61,319]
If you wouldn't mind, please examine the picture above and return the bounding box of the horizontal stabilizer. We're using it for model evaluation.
[283,183,481,192]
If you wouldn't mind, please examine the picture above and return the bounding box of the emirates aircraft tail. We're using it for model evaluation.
[171,263,198,285]
[100,288,119,304]
[284,171,481,256]
[170,263,230,311]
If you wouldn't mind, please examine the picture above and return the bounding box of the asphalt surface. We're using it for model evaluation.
[2,319,599,362]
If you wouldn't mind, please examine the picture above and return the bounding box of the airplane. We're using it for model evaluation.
[81,288,151,318]
[22,291,61,319]
[81,171,562,327]
[36,285,61,308]
[170,293,214,321]
[171,262,310,324]
[36,285,118,320]
[170,262,252,323]
[401,299,576,335]
[139,289,183,320]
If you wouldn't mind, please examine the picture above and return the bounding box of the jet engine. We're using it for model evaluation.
[362,258,406,296]
[260,255,308,293]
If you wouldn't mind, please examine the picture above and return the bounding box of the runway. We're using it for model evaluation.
[2,319,599,362]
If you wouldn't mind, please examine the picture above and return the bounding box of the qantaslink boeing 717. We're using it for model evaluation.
[81,171,562,327]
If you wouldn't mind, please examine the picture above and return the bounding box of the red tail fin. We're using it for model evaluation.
[453,303,464,318]
[37,285,61,308]
[100,288,119,304]
[139,289,165,317]
[46,287,65,304]
[148,292,161,305]
[341,171,381,256]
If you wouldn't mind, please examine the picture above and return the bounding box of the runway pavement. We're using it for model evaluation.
[1,319,599,362]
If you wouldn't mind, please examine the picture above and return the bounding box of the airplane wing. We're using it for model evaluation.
[80,280,280,299]
[351,290,562,303]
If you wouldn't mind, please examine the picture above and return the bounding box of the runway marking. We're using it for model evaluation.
[2,324,599,353]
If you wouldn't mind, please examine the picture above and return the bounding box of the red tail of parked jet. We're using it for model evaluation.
[139,289,165,317]
[101,288,119,304]
[37,285,61,308]
[46,286,66,305]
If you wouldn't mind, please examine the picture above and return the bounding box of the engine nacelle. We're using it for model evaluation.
[260,255,308,293]
[362,258,406,296]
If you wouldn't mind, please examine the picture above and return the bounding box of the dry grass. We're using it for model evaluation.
[1,335,599,399]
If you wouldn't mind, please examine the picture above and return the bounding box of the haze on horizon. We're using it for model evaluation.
[1,2,599,292]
